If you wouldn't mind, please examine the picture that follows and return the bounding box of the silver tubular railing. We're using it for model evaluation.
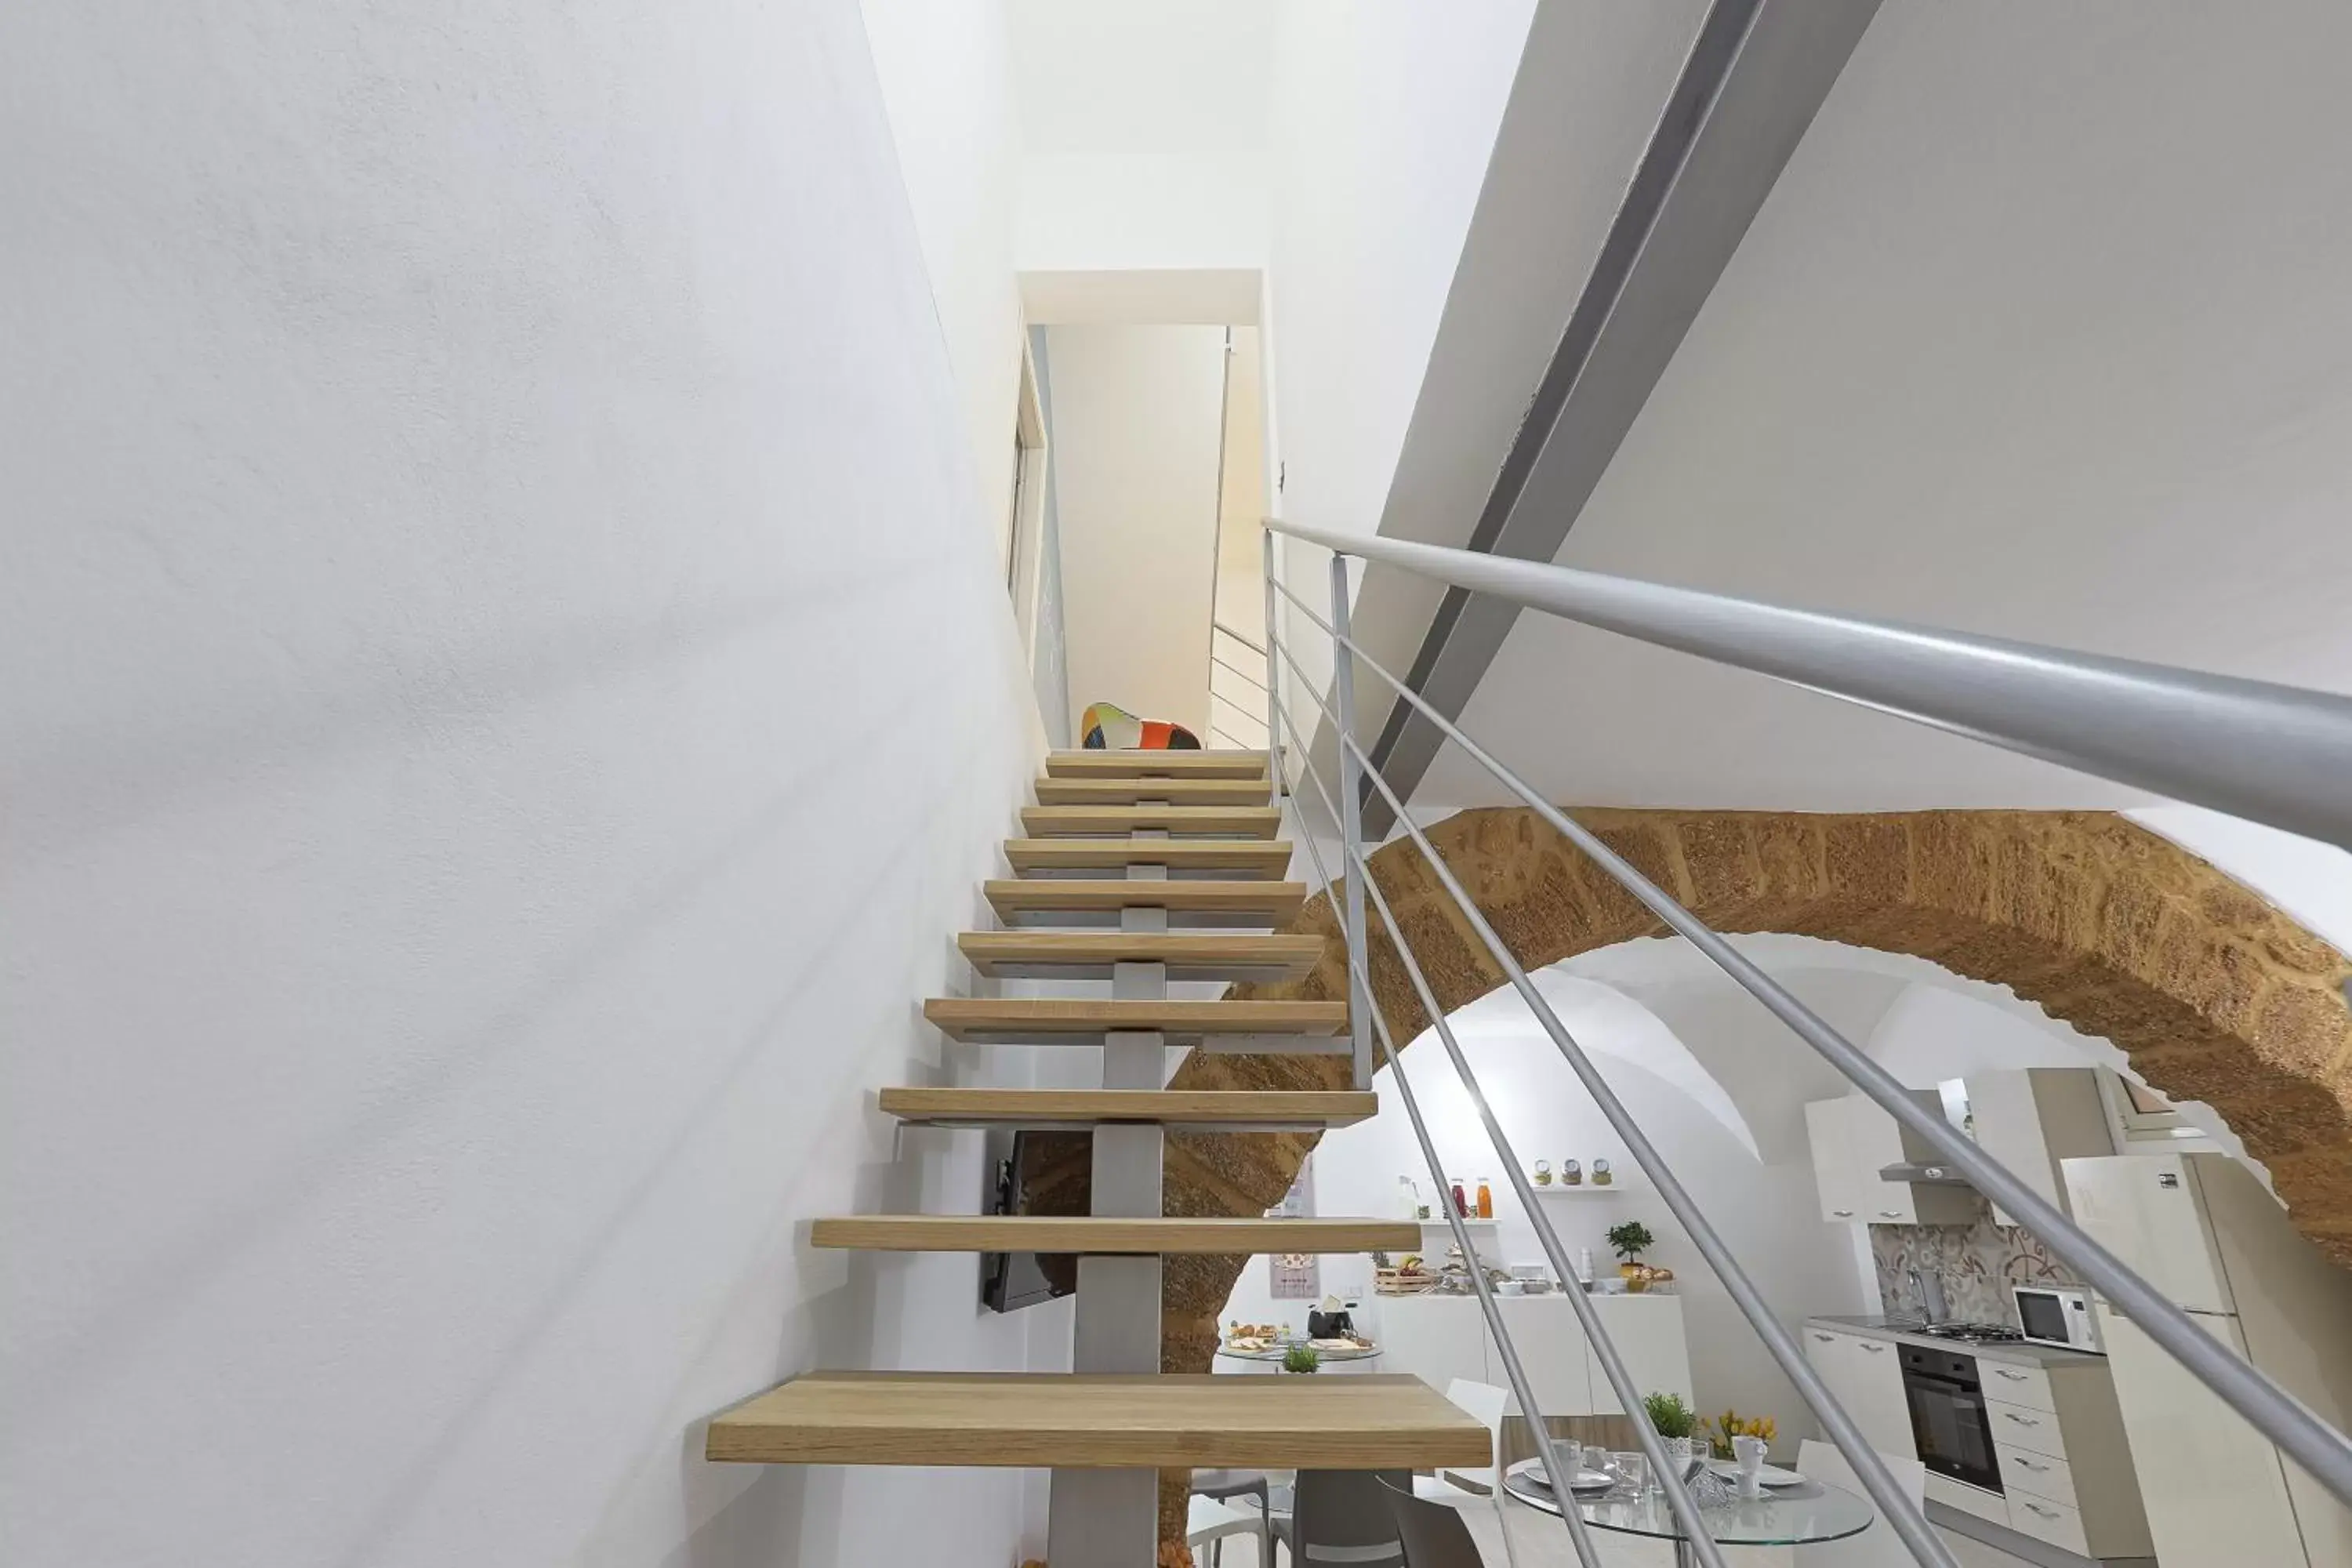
[1269,515,2352,853]
[1267,717,1608,1568]
[1263,530,2352,1520]
[1272,680,1740,1568]
[1327,554,1373,1092]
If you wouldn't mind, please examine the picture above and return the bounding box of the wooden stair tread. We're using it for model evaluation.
[958,930,1323,981]
[706,1372,1491,1469]
[877,1087,1377,1127]
[1033,777,1271,807]
[1003,839,1292,877]
[923,996,1347,1045]
[1021,805,1281,839]
[1045,750,1269,780]
[810,1216,1416,1253]
[983,879,1305,927]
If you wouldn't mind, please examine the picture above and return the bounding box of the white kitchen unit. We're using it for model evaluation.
[1374,1292,1690,1417]
[1802,1322,1915,1457]
[2066,1152,2352,1568]
[1962,1068,2114,1227]
[1809,1316,2154,1563]
[1806,1090,1979,1225]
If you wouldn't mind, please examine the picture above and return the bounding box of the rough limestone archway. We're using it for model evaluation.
[1086,807,2352,1554]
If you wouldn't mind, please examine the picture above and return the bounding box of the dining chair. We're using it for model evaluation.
[1417,1379,1511,1501]
[1279,1468,1411,1566]
[1412,1380,1520,1568]
[1792,1440,1926,1568]
[1187,1494,1265,1566]
[1192,1468,1283,1567]
[1378,1475,1487,1568]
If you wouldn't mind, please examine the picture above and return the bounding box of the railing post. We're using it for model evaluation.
[1261,527,1281,801]
[1327,552,1370,1091]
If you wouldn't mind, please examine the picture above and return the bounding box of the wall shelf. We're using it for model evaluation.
[1417,1217,1497,1229]
[1532,1185,1629,1197]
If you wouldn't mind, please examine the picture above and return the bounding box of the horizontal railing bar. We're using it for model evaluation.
[1276,580,2352,1510]
[1265,517,2352,851]
[1211,617,1267,656]
[1266,702,1603,1568]
[1274,701,1737,1566]
[1210,649,1269,693]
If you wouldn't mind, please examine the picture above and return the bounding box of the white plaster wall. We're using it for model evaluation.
[1423,0,2352,813]
[1017,152,1267,274]
[1044,325,1229,739]
[858,0,1029,566]
[1261,0,1537,703]
[0,3,1050,1564]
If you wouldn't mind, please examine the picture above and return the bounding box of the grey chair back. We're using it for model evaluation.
[1376,1475,1486,1568]
[1290,1469,1410,1566]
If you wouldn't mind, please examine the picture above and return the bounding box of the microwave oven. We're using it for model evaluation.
[2013,1283,2102,1353]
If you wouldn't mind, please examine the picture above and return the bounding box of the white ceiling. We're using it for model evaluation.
[1415,1,2352,811]
[1006,0,1272,155]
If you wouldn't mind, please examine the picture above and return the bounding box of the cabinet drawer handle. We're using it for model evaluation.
[2014,1457,2049,1472]
[2002,1411,2039,1425]
[1813,1333,1835,1343]
[1994,1369,2029,1381]
[1831,1209,1856,1218]
[1877,1209,1904,1218]
[2024,1503,2060,1519]
[1860,1342,1887,1353]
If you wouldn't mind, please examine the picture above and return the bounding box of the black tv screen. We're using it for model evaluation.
[981,1129,1078,1312]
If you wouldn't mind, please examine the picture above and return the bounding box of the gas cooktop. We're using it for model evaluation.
[1902,1321,2025,1345]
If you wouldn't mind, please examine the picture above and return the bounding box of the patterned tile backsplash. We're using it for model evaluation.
[1870,1218,2083,1326]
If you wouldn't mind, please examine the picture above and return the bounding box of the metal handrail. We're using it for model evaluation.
[1266,516,2352,852]
[1209,648,1269,693]
[1272,687,1738,1568]
[1270,637,1947,1566]
[1211,616,1268,657]
[1264,551,2352,1516]
[1265,702,1607,1568]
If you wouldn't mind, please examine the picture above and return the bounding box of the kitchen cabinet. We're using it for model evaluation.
[1584,1293,1692,1414]
[1804,1091,1977,1226]
[1496,1296,1592,1414]
[1963,1068,2112,1227]
[1802,1324,1914,1458]
[1373,1294,1687,1419]
[1377,1294,1494,1401]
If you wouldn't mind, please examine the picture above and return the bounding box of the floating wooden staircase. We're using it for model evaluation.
[706,747,1486,1563]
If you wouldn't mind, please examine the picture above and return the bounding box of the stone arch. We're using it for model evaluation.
[1130,808,2352,1547]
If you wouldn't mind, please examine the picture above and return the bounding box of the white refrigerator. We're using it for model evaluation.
[2063,1152,2352,1568]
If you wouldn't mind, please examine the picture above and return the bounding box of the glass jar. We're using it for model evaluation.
[1475,1178,1494,1219]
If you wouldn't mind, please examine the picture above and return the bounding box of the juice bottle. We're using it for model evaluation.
[1475,1178,1494,1219]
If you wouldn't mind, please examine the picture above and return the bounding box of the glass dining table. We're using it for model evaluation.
[1502,1457,1875,1568]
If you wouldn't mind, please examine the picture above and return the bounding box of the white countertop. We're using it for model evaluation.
[1806,1313,2107,1369]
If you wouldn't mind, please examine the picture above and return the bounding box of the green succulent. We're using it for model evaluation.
[1642,1391,1697,1439]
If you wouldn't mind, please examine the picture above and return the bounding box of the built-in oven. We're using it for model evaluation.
[1900,1344,2003,1494]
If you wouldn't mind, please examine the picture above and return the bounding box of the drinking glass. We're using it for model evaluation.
[1610,1451,1649,1497]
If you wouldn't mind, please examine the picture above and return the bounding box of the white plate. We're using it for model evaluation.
[1517,1465,1615,1492]
[1707,1460,1805,1488]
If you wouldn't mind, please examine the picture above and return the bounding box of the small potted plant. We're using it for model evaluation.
[1643,1392,1698,1468]
[1606,1221,1656,1287]
[1281,1344,1321,1375]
